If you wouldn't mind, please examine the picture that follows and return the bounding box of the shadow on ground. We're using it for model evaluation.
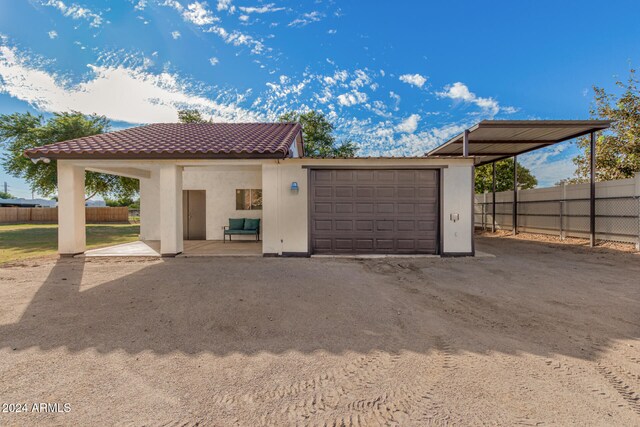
[1,237,639,359]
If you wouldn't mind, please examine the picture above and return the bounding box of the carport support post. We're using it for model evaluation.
[57,161,86,256]
[159,164,184,256]
[492,161,496,232]
[513,156,518,235]
[590,131,596,247]
[463,129,469,158]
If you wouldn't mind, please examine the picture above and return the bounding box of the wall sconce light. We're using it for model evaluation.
[290,181,299,193]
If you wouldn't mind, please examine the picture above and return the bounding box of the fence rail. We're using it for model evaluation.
[475,174,640,248]
[0,207,129,224]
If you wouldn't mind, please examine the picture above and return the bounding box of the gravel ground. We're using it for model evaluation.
[0,237,639,426]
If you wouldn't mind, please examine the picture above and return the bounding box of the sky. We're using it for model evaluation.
[1,0,639,198]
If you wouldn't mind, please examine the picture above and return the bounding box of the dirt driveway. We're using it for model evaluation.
[0,237,639,426]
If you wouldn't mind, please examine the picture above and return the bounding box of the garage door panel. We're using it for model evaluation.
[397,220,415,231]
[376,170,395,181]
[376,203,394,214]
[376,187,395,198]
[311,169,439,254]
[356,220,373,231]
[314,202,333,214]
[335,170,354,181]
[335,186,353,197]
[356,203,374,214]
[417,187,438,198]
[376,220,394,231]
[356,186,374,198]
[335,220,353,231]
[335,203,353,213]
[335,239,353,250]
[314,170,332,181]
[314,186,332,198]
[355,239,374,250]
[356,170,374,181]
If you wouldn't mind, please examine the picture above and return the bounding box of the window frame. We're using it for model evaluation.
[235,188,262,211]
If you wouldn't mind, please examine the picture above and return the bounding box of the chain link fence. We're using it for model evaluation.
[475,175,640,249]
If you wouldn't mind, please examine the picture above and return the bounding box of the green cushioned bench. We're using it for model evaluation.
[223,218,260,242]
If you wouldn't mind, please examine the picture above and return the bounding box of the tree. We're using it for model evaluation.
[0,191,14,199]
[178,109,209,123]
[571,69,640,182]
[0,112,139,200]
[278,110,358,158]
[104,196,138,207]
[475,159,538,193]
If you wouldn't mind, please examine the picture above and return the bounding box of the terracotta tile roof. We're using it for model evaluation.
[24,122,303,159]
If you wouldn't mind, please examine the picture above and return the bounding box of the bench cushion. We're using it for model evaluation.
[228,218,245,230]
[244,218,260,231]
[224,229,258,235]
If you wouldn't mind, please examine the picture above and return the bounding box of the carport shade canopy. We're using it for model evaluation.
[427,119,613,248]
[426,120,612,166]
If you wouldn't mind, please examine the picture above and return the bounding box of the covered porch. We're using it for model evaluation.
[54,159,266,257]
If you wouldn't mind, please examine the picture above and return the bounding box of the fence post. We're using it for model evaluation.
[560,182,566,240]
[483,192,487,230]
[635,172,640,251]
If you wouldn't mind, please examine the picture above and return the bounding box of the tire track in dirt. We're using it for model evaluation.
[595,363,640,414]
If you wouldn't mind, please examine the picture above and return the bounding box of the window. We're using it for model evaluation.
[236,189,262,210]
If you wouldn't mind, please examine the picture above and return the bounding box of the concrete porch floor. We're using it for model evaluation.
[82,240,262,257]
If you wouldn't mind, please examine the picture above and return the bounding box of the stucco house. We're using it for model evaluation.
[24,120,609,258]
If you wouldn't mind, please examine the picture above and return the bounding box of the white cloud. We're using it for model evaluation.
[133,0,147,11]
[171,30,181,39]
[182,1,217,25]
[48,30,58,39]
[41,0,104,28]
[396,114,420,134]
[238,3,285,14]
[216,0,235,12]
[327,29,336,34]
[519,146,574,187]
[437,82,500,115]
[288,11,324,27]
[336,90,367,107]
[399,73,427,88]
[349,69,371,89]
[206,26,265,54]
[0,44,258,124]
[389,91,400,110]
[209,56,219,65]
[239,14,249,21]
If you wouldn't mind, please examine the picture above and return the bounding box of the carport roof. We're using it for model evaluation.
[426,120,612,166]
[24,122,303,160]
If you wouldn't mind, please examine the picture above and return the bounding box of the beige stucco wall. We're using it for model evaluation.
[261,158,474,255]
[182,165,262,240]
[442,165,473,254]
[139,167,161,241]
[104,157,475,255]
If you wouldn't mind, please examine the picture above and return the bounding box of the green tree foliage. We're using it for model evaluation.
[571,69,640,182]
[475,159,538,193]
[0,112,139,200]
[279,110,358,158]
[178,109,209,123]
[105,196,139,208]
[0,191,14,199]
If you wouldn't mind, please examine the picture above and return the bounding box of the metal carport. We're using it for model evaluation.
[427,120,612,247]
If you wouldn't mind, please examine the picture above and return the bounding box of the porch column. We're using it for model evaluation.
[159,164,183,256]
[57,161,86,256]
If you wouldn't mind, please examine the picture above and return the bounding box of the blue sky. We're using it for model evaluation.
[1,0,639,197]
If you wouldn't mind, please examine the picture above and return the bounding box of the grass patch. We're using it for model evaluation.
[0,223,140,264]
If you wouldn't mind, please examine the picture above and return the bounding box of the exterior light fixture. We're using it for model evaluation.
[290,181,299,193]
